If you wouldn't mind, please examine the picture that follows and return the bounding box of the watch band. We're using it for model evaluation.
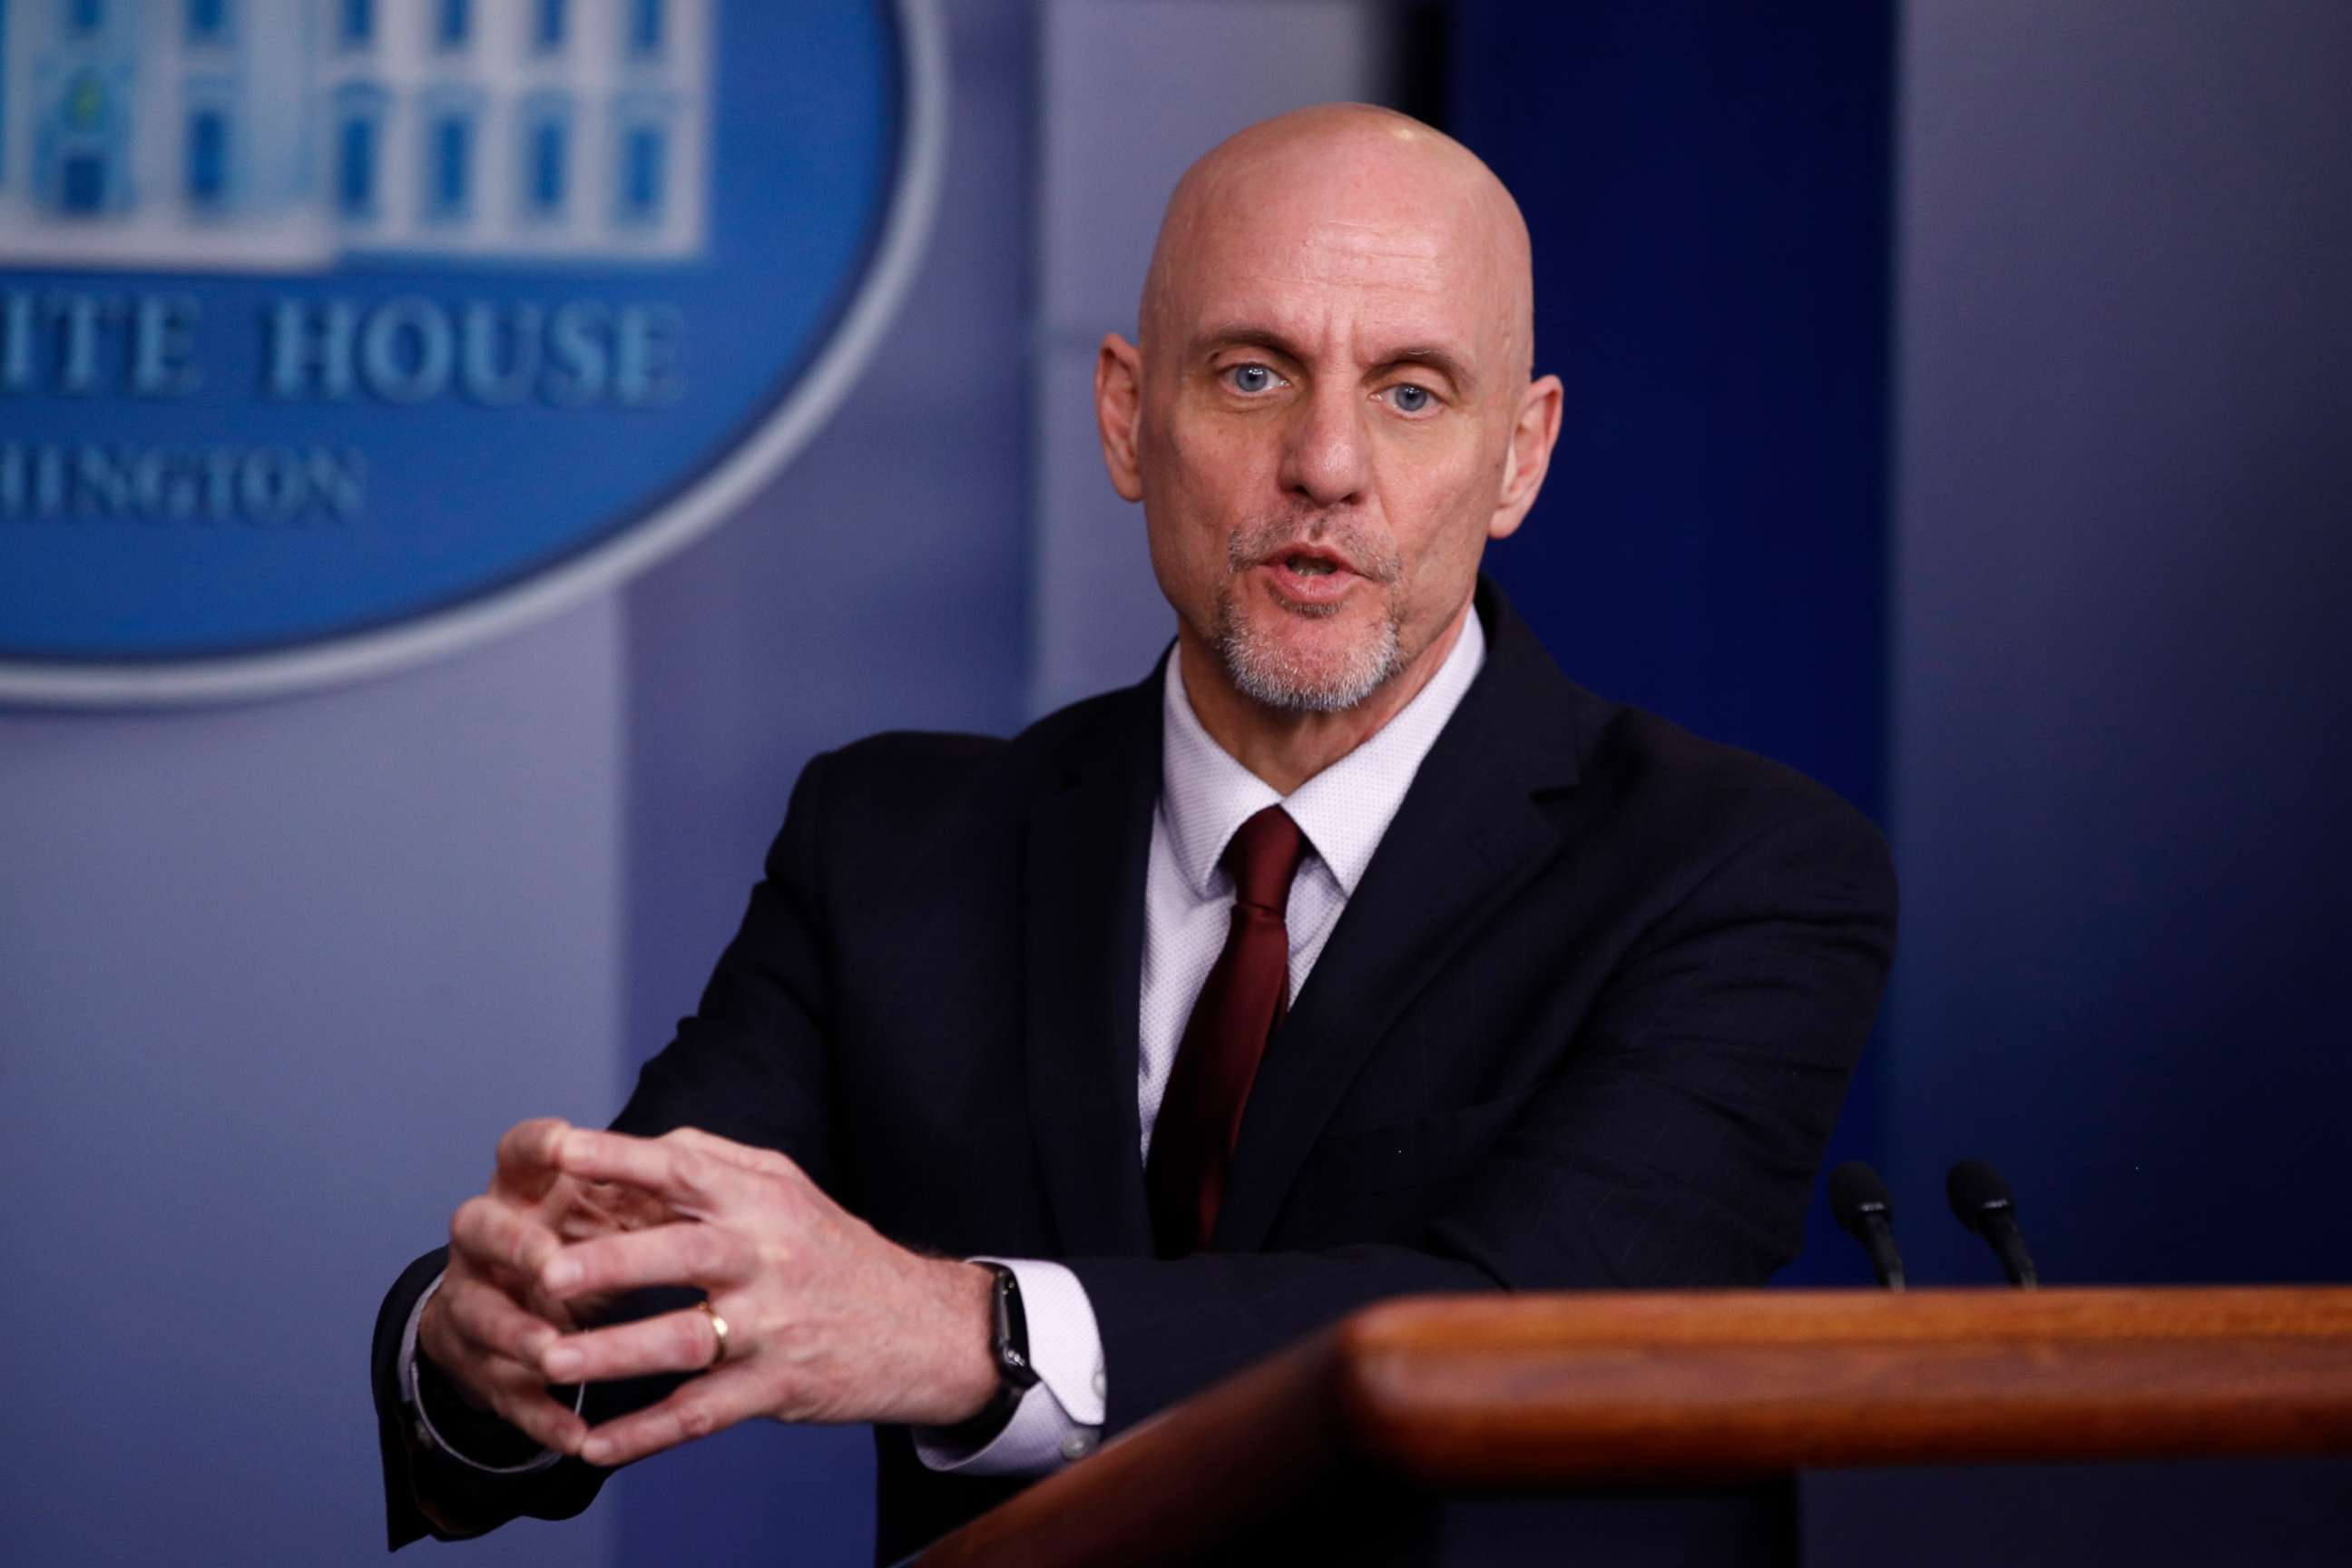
[936,1261,1038,1449]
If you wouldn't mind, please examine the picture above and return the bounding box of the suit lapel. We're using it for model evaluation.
[1022,672,1161,1257]
[1211,583,1585,1252]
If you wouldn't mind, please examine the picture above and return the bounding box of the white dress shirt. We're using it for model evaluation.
[412,609,1487,1480]
[919,606,1486,1475]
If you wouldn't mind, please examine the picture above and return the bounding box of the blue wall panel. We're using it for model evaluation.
[1457,2,2352,1562]
[1447,1,1896,1284]
[1886,0,2352,1294]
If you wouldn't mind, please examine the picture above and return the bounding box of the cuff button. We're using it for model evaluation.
[1060,1432,1095,1461]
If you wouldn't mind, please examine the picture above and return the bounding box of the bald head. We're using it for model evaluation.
[1140,103,1535,388]
[1093,103,1563,759]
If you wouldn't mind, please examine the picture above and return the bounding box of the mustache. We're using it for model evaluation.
[1225,515,1403,584]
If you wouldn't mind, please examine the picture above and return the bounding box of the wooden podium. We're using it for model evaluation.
[916,1288,2352,1566]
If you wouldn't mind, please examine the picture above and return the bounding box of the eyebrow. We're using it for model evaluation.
[1197,325,1479,397]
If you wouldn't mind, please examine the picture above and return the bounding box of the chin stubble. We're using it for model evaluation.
[1210,519,1407,713]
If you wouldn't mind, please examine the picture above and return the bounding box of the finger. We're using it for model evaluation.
[540,1220,756,1301]
[551,1128,740,1213]
[476,1357,590,1456]
[539,1303,725,1385]
[662,1126,804,1183]
[438,1271,564,1367]
[416,1296,585,1455]
[493,1117,573,1200]
[560,1179,673,1241]
[577,1367,768,1468]
[450,1195,563,1283]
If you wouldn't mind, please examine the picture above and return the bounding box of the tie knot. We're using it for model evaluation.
[1221,805,1307,914]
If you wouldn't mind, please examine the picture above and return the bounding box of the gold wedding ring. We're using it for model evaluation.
[698,1299,730,1368]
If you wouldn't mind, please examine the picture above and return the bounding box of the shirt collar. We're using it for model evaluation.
[1158,606,1488,899]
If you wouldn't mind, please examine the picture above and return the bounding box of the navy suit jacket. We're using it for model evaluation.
[373,578,1896,1563]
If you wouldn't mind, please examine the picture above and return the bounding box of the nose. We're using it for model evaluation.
[1278,379,1370,509]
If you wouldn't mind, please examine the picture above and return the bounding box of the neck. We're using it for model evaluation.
[1177,599,1474,795]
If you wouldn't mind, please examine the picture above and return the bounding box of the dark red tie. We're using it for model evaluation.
[1148,805,1308,1258]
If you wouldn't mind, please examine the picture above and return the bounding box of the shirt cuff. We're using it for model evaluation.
[398,1271,584,1475]
[910,1258,1106,1476]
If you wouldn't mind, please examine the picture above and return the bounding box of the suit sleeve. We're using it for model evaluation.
[609,749,845,1174]
[372,752,844,1549]
[1062,799,1898,1435]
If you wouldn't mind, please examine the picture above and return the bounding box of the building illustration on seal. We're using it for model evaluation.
[0,0,713,270]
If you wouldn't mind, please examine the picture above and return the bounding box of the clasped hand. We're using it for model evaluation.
[418,1119,998,1468]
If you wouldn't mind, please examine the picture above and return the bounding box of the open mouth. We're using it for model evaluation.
[1259,547,1358,604]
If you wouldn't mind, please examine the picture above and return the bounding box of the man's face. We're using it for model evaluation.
[1108,130,1544,713]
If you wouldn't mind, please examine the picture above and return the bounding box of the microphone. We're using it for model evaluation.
[1827,1161,1906,1290]
[1945,1158,2040,1289]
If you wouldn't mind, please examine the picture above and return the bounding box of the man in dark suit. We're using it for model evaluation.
[373,104,1896,1563]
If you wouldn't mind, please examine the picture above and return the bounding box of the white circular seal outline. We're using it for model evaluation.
[0,0,948,709]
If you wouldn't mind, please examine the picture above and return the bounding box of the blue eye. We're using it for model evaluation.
[1229,364,1275,394]
[1391,384,1433,414]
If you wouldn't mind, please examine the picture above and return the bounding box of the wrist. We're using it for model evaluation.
[932,1259,1002,1424]
[415,1292,492,1416]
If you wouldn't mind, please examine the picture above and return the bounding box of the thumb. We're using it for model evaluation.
[492,1117,573,1201]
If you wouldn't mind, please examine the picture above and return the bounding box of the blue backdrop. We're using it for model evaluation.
[1451,2,2351,1562]
[1450,0,1894,1289]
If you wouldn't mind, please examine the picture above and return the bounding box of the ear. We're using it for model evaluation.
[1488,372,1564,541]
[1095,333,1146,503]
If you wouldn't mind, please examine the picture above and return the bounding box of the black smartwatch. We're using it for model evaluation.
[943,1261,1040,1446]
